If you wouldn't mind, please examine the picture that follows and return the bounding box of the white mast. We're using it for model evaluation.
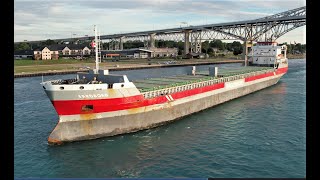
[94,25,99,73]
[93,25,101,73]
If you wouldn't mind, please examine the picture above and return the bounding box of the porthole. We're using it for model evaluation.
[82,105,93,112]
[59,86,64,90]
[80,86,84,90]
[121,84,124,87]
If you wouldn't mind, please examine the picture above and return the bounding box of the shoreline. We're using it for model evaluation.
[14,60,244,78]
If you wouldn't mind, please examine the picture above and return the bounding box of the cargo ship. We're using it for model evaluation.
[41,26,288,145]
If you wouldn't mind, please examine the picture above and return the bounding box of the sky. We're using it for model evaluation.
[14,0,306,44]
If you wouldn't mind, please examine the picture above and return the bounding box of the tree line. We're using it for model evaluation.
[278,42,306,54]
[102,40,244,55]
[15,39,306,55]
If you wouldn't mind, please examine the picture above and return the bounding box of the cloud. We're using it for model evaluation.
[14,0,306,43]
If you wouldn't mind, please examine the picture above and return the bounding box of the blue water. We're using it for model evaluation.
[14,60,306,178]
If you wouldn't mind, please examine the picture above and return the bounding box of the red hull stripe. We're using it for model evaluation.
[52,83,224,115]
[171,82,224,100]
[276,67,288,75]
[245,67,287,82]
[244,72,274,82]
[53,67,287,116]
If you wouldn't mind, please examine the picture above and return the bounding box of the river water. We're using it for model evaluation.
[14,59,306,178]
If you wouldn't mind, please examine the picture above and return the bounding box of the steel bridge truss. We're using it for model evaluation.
[106,18,305,51]
[23,6,305,54]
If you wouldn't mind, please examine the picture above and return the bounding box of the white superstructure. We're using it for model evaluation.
[248,42,287,68]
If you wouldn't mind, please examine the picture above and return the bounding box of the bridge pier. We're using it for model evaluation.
[184,30,191,55]
[149,33,156,48]
[143,40,149,48]
[119,36,125,50]
[191,30,202,54]
[108,40,120,50]
[108,40,113,50]
[114,40,119,50]
[243,40,252,66]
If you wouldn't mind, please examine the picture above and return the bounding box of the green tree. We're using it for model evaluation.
[209,40,224,50]
[102,42,109,50]
[207,47,214,55]
[231,41,242,50]
[14,42,30,51]
[295,43,302,53]
[288,44,294,54]
[175,41,184,52]
[157,40,165,48]
[280,42,306,54]
[221,42,226,51]
[41,39,55,46]
[225,43,232,51]
[165,40,175,48]
[123,40,144,49]
[202,41,210,55]
[233,49,242,56]
[301,44,306,53]
[230,41,243,55]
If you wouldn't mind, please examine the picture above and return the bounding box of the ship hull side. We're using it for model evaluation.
[48,73,284,145]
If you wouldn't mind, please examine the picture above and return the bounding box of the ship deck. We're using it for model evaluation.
[133,66,274,92]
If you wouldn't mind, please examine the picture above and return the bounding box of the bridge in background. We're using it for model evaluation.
[18,6,305,60]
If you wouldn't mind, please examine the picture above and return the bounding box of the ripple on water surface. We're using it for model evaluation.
[14,60,306,178]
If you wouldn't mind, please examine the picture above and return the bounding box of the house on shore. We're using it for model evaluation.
[14,50,34,59]
[33,46,59,60]
[186,53,208,59]
[148,47,178,58]
[23,44,92,60]
[101,47,178,59]
[101,48,153,59]
[14,44,178,60]
[60,44,92,56]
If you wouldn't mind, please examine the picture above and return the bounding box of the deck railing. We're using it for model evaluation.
[141,67,275,99]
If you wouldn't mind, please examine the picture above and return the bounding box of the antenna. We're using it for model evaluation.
[94,25,99,73]
[93,25,102,73]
